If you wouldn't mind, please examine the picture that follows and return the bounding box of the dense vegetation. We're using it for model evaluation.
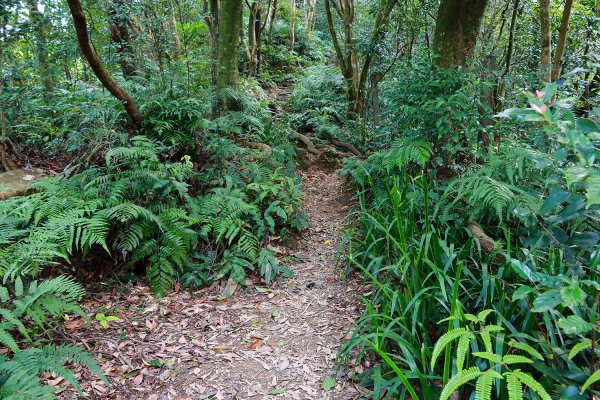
[0,0,598,398]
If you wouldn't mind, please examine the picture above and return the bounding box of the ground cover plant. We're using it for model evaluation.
[0,0,599,397]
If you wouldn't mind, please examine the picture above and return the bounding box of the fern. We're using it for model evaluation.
[439,146,547,222]
[440,367,482,400]
[568,338,593,359]
[475,370,503,400]
[381,138,433,171]
[434,312,553,400]
[505,372,523,400]
[456,332,474,372]
[580,369,600,394]
[509,370,552,400]
[0,345,108,398]
[431,327,470,368]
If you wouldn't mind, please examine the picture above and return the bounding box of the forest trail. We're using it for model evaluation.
[58,166,363,399]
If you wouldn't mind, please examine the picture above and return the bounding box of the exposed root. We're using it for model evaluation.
[289,131,322,156]
[468,220,497,254]
[245,141,273,157]
[331,138,364,158]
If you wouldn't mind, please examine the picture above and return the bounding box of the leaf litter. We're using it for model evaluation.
[55,168,364,399]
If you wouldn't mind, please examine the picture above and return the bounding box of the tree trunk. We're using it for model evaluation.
[0,17,17,171]
[108,0,138,79]
[539,0,552,82]
[27,0,53,92]
[67,0,144,125]
[433,0,488,68]
[550,0,574,81]
[216,0,243,111]
[305,0,317,35]
[247,2,260,76]
[290,0,296,50]
[324,0,397,117]
[496,0,520,111]
[166,6,181,59]
[370,72,381,125]
[267,0,278,44]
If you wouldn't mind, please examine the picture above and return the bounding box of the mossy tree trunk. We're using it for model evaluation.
[108,0,138,79]
[433,0,488,68]
[267,0,278,44]
[539,0,552,81]
[215,0,243,112]
[67,0,144,125]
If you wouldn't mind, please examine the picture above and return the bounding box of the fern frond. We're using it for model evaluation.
[456,332,474,372]
[580,369,600,394]
[508,340,544,361]
[431,327,469,368]
[475,370,502,400]
[510,369,551,400]
[505,372,523,400]
[569,339,592,360]
[440,367,482,400]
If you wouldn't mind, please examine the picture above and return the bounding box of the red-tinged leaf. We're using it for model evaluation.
[133,374,143,385]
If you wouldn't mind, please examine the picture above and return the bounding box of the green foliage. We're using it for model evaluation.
[433,313,552,400]
[0,136,195,295]
[377,58,493,160]
[290,65,348,130]
[338,83,600,400]
[0,345,107,399]
[0,276,106,397]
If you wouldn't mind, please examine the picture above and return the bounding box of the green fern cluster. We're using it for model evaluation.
[0,136,196,295]
[187,166,305,285]
[439,146,549,222]
[433,310,552,400]
[340,137,433,186]
[0,276,106,398]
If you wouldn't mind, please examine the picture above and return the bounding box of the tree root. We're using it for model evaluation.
[331,138,364,158]
[467,220,497,254]
[245,141,272,157]
[289,131,322,156]
[0,146,17,172]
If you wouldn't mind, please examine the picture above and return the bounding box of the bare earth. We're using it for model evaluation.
[57,168,363,400]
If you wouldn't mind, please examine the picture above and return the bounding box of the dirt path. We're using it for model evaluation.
[58,168,362,400]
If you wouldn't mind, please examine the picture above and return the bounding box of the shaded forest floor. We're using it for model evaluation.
[55,168,362,400]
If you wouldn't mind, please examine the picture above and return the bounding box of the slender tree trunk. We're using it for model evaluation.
[433,0,488,68]
[496,0,520,111]
[370,72,381,125]
[267,0,278,44]
[166,6,181,59]
[539,0,552,82]
[67,0,144,124]
[324,0,397,117]
[0,16,16,171]
[305,0,317,36]
[27,0,53,92]
[247,2,260,76]
[551,0,574,81]
[108,0,138,79]
[216,0,243,111]
[290,0,296,50]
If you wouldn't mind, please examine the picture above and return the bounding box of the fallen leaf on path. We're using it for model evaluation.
[132,374,143,385]
[321,376,337,392]
[248,340,262,349]
[269,387,287,395]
